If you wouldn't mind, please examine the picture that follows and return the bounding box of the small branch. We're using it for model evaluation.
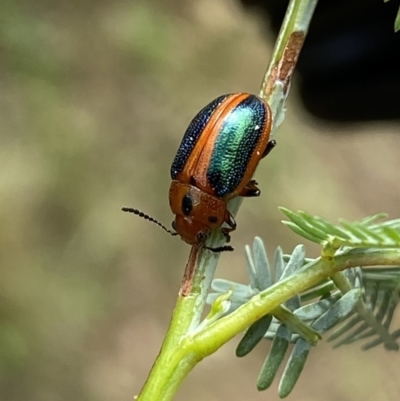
[191,250,400,357]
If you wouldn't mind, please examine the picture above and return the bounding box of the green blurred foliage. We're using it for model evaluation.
[1,0,399,400]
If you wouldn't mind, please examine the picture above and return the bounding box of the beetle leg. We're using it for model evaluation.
[239,180,261,197]
[262,139,277,158]
[221,211,237,242]
[239,141,276,198]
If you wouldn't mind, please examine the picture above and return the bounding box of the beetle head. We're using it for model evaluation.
[169,181,226,245]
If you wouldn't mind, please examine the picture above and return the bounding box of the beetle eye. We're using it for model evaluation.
[172,221,177,231]
[181,193,193,216]
[208,216,218,223]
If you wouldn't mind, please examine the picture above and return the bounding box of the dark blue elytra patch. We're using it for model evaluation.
[207,95,267,198]
[170,94,228,179]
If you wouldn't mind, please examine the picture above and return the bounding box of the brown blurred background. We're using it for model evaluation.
[1,0,400,400]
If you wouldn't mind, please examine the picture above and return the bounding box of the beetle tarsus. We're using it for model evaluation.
[262,139,276,158]
[239,179,261,197]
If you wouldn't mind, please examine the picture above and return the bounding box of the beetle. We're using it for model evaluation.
[122,93,275,251]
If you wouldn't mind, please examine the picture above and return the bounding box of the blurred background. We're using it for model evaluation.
[1,0,400,400]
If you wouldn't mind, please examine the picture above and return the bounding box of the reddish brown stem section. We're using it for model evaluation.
[261,31,305,99]
[180,245,201,296]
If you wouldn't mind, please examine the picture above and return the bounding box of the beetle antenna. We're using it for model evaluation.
[205,245,234,252]
[121,207,178,236]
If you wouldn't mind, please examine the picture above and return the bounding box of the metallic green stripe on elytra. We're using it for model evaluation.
[207,95,267,197]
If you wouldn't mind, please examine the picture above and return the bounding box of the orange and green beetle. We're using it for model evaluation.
[123,93,275,251]
[169,93,274,247]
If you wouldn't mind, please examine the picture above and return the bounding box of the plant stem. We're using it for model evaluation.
[138,249,400,400]
[137,0,320,399]
[190,250,400,355]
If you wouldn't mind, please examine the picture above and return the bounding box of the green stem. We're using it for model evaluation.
[138,245,218,400]
[139,249,400,399]
[191,250,400,355]
[272,305,321,344]
[259,0,319,127]
[137,0,320,399]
